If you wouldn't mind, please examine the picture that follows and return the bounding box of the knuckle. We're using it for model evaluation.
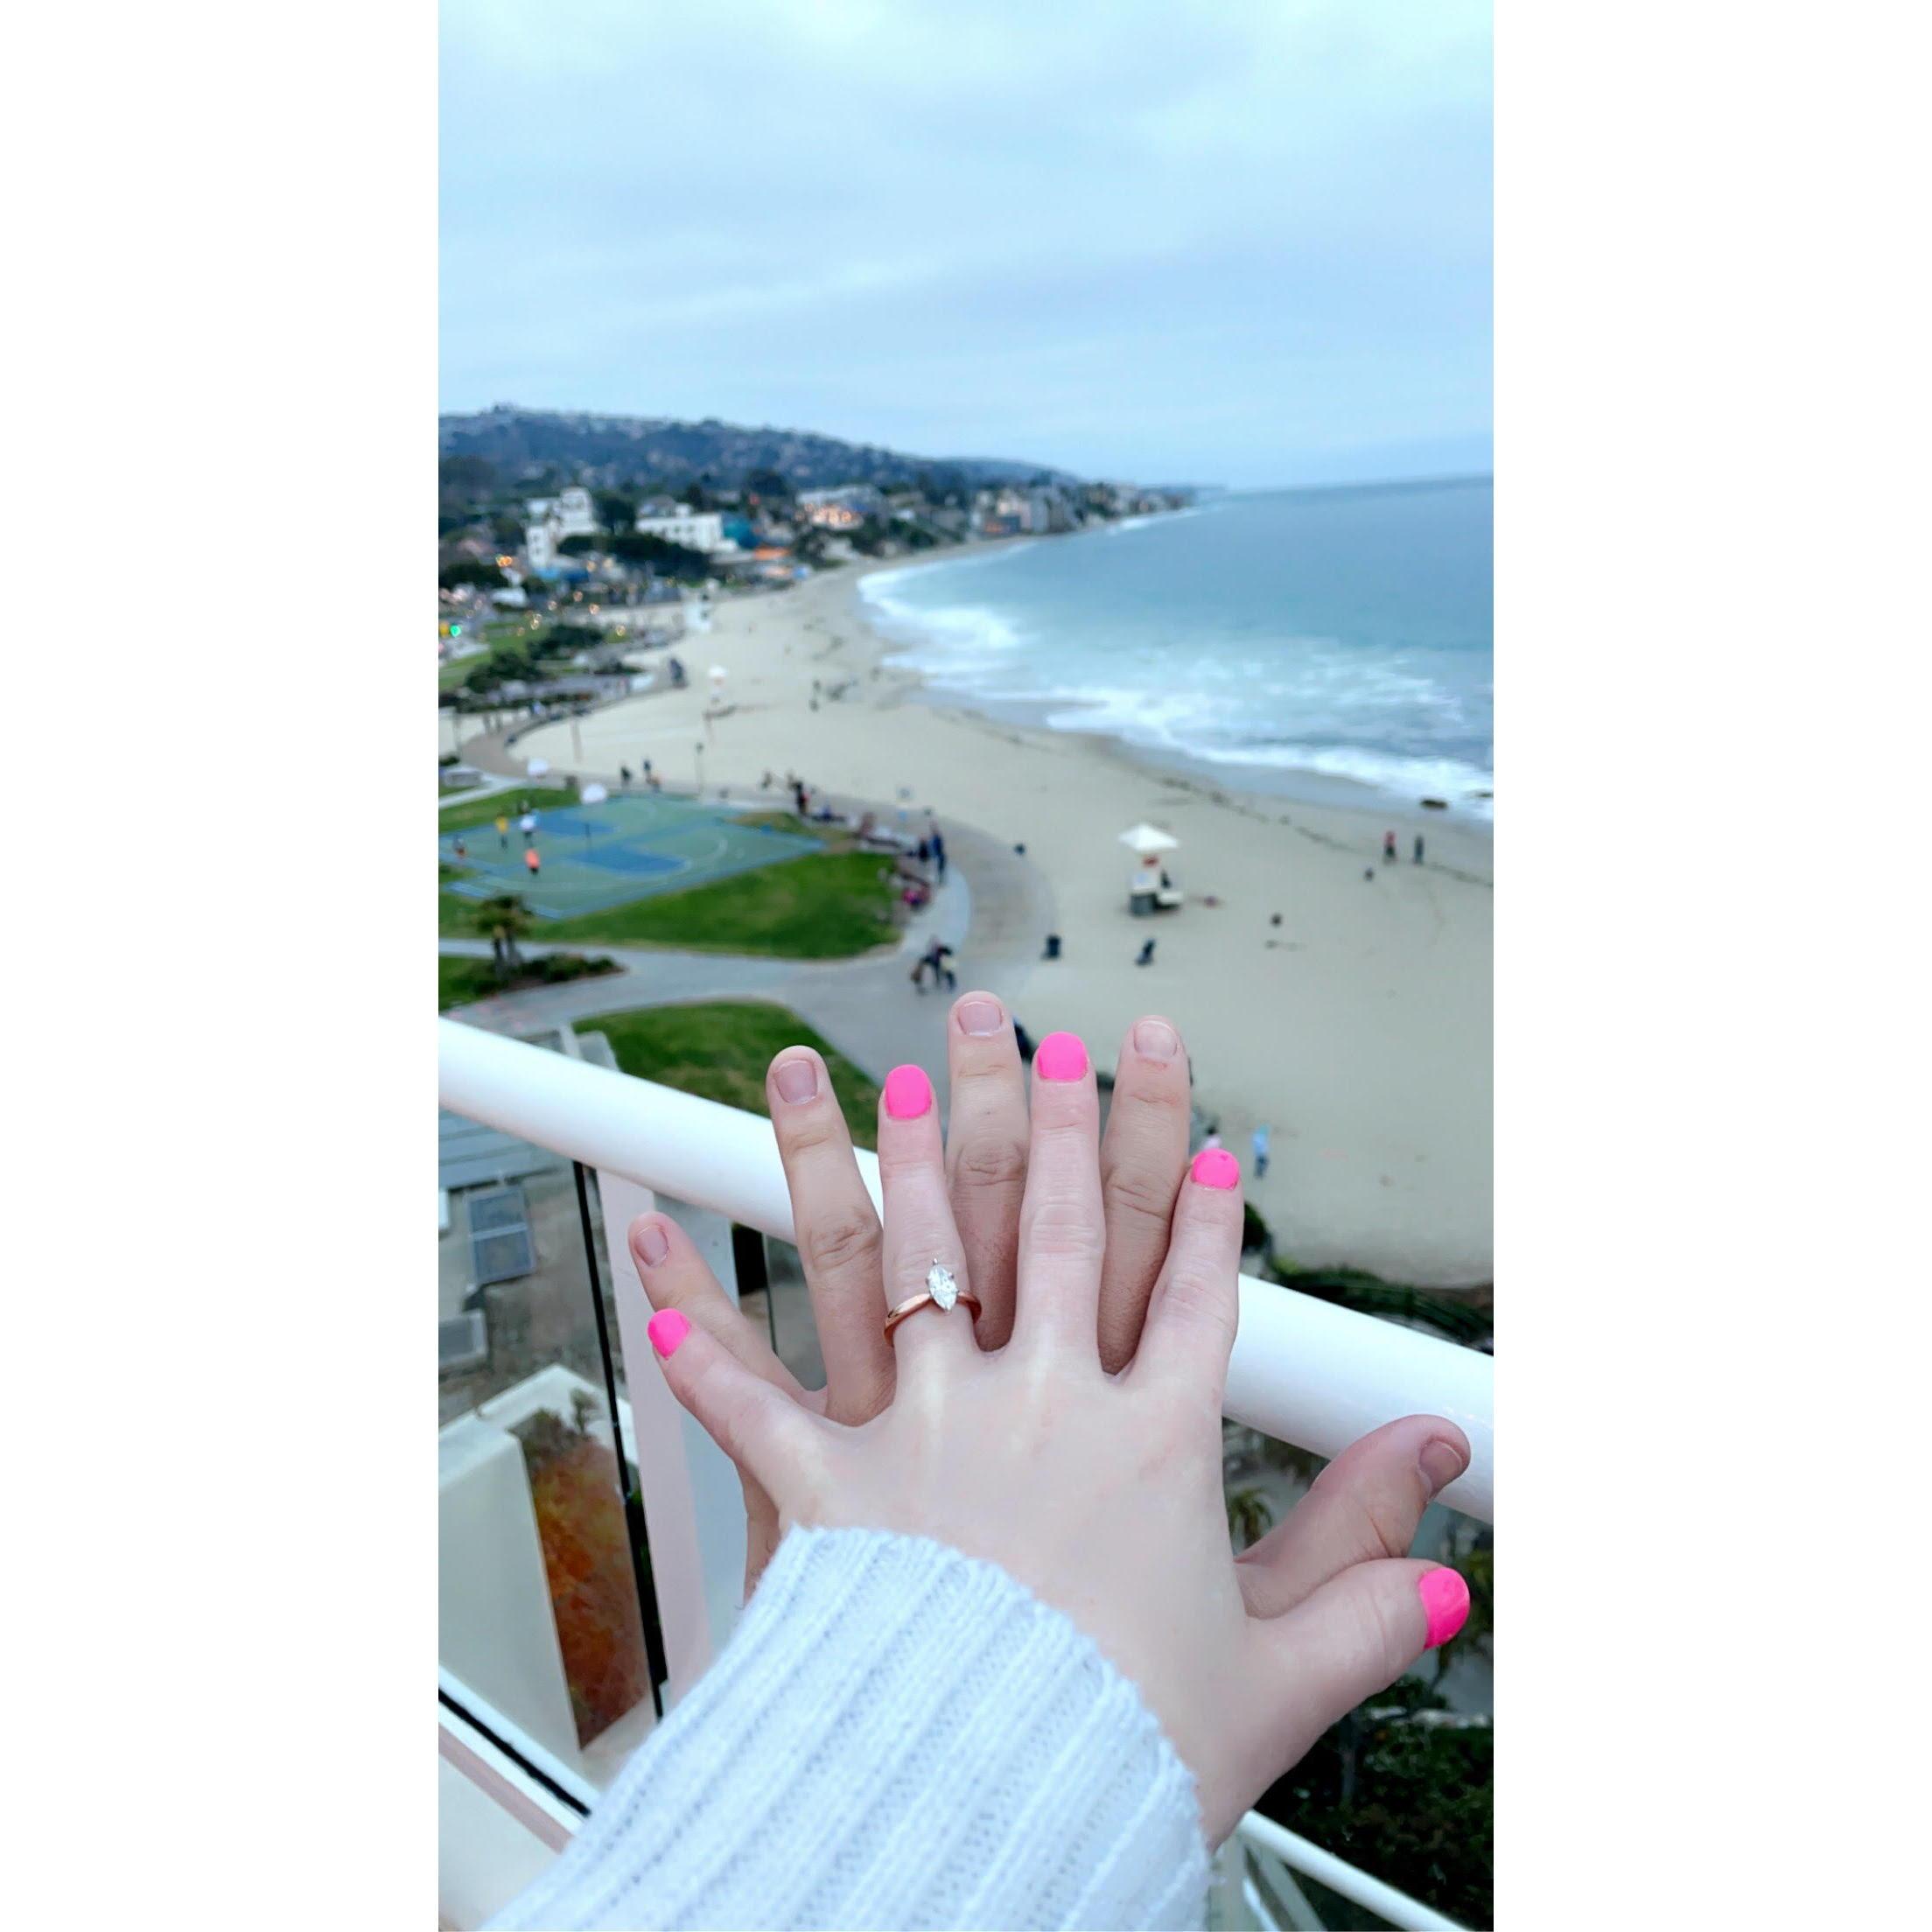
[800,1208,881,1280]
[950,1132,1029,1195]
[1103,1156,1180,1229]
[779,1110,846,1158]
[1023,1198,1106,1261]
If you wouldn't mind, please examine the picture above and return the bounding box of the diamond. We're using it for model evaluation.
[926,1260,958,1311]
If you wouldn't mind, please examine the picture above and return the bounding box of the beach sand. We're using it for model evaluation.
[507,551,1493,1287]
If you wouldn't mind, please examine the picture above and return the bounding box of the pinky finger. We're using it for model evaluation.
[647,1308,825,1509]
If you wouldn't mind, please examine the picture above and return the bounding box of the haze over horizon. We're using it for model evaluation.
[442,2,1491,491]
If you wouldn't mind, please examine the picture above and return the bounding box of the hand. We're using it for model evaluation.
[629,991,1198,1592]
[633,1018,1472,1844]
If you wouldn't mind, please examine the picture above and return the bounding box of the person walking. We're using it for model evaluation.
[1251,1123,1272,1180]
[1414,832,1425,864]
[494,812,509,851]
[524,844,542,879]
[930,825,948,881]
[1382,830,1397,863]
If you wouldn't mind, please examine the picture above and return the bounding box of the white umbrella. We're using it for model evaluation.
[1118,822,1180,857]
[526,755,551,778]
[709,664,728,688]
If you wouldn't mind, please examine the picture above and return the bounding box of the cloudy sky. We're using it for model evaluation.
[441,2,1489,489]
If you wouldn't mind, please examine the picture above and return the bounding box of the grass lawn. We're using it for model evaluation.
[439,850,900,958]
[438,785,581,833]
[578,1000,883,1149]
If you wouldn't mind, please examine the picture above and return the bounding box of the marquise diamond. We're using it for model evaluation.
[926,1261,959,1311]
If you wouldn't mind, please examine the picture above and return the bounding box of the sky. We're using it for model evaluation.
[440,2,1490,490]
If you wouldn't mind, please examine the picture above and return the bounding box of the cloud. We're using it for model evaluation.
[441,1,1490,486]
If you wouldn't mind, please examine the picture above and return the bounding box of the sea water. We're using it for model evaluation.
[858,476,1493,820]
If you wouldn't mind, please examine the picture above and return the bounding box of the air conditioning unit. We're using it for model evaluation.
[439,1310,488,1376]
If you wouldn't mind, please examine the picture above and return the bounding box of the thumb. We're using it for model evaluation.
[1250,1558,1471,1746]
[646,1307,822,1511]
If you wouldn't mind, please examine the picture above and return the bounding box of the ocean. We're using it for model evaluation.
[857,476,1493,821]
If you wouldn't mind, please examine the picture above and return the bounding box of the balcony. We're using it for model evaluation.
[437,1016,1493,1930]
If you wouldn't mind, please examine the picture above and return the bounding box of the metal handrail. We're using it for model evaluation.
[1234,1810,1466,1931]
[438,1018,1493,1520]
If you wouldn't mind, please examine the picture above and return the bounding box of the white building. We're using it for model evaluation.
[523,486,599,575]
[523,486,598,536]
[634,504,728,554]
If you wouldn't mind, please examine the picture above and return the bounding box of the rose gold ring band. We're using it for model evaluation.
[883,1288,983,1340]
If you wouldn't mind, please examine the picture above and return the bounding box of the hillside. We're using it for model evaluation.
[438,405,1081,494]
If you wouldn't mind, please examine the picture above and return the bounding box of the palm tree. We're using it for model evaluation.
[479,893,535,983]
[1225,1483,1275,1554]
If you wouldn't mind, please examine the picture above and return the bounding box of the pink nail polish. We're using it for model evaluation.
[883,1064,932,1118]
[1191,1147,1240,1189]
[1035,1032,1088,1082]
[648,1309,690,1359]
[1418,1568,1470,1648]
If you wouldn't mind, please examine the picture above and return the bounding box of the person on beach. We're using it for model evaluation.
[1414,833,1425,864]
[523,845,541,878]
[494,1007,1471,1932]
[1136,937,1157,967]
[1252,1123,1272,1180]
[931,825,948,881]
[1382,830,1397,863]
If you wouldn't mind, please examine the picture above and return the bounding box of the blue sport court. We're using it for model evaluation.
[442,792,824,920]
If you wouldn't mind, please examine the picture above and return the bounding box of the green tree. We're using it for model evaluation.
[595,490,637,533]
[746,466,791,504]
[439,557,507,592]
[608,530,712,579]
[478,894,536,982]
[558,533,598,557]
[1225,1483,1275,1553]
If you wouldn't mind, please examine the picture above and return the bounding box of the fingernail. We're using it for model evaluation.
[884,1063,932,1118]
[1418,1568,1470,1648]
[648,1309,690,1359]
[957,997,1003,1037]
[1191,1147,1240,1188]
[634,1221,669,1267]
[1036,1032,1088,1082]
[774,1055,818,1104]
[1133,1017,1179,1060]
[1418,1438,1466,1497]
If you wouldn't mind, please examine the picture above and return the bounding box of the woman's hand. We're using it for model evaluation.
[630,1015,1471,1844]
[630,991,1198,1591]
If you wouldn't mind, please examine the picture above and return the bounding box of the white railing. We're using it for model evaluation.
[438,1016,1488,1929]
[1220,1811,1466,1930]
[438,1018,1493,1520]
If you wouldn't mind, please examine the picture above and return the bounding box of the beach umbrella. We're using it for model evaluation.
[526,755,551,778]
[1118,822,1180,857]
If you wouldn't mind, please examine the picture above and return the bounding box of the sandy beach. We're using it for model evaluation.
[504,550,1493,1287]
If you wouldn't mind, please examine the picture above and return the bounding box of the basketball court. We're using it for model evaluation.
[442,792,823,920]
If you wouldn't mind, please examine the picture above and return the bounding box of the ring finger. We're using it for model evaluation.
[877,1062,980,1378]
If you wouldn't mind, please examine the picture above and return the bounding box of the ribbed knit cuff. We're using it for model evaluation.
[491,1526,1210,1930]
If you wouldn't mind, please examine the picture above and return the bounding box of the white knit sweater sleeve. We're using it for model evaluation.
[488,1526,1210,1930]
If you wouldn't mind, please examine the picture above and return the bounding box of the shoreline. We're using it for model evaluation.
[505,542,1493,1286]
[849,531,1494,834]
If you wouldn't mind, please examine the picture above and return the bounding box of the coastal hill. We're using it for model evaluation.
[439,403,1080,493]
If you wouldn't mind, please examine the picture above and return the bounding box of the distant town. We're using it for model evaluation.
[438,405,1196,699]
